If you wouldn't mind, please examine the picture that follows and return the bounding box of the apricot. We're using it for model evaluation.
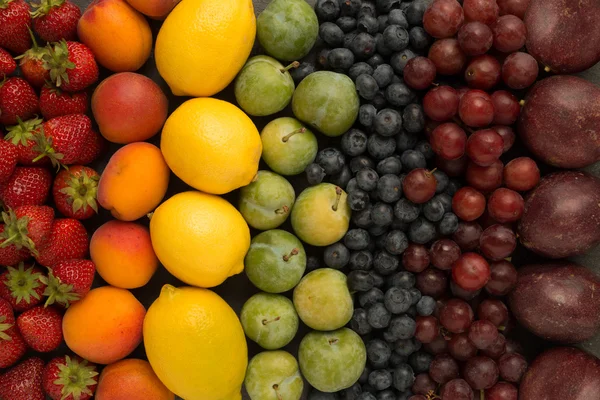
[96,359,174,400]
[98,142,170,221]
[90,220,159,289]
[92,73,169,144]
[63,286,145,365]
[78,0,152,72]
[125,0,181,19]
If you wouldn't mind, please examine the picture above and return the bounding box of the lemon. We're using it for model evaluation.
[144,285,248,400]
[161,98,262,195]
[155,0,256,97]
[150,191,250,288]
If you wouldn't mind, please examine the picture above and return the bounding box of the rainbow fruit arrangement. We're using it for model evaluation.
[0,0,599,399]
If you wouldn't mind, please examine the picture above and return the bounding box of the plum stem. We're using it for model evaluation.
[281,127,306,142]
[283,248,299,262]
[280,61,300,73]
[146,212,154,221]
[328,338,339,345]
[275,205,290,215]
[262,316,281,325]
[332,186,342,211]
[272,384,283,400]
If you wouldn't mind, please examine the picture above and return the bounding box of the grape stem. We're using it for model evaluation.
[480,389,485,400]
[332,187,342,211]
[283,248,299,262]
[281,127,306,142]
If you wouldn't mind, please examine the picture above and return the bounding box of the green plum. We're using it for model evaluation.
[244,350,304,400]
[241,292,299,350]
[239,171,296,230]
[245,229,306,293]
[292,71,359,137]
[235,55,298,116]
[261,117,318,176]
[291,183,351,246]
[293,268,353,331]
[257,0,319,62]
[298,328,367,393]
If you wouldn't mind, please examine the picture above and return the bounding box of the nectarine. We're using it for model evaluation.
[96,359,174,400]
[125,0,181,19]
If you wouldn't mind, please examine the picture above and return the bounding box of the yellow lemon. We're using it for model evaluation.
[144,285,248,400]
[150,191,250,288]
[155,0,256,97]
[161,98,262,195]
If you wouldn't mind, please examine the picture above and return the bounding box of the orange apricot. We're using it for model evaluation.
[125,0,181,19]
[96,359,174,400]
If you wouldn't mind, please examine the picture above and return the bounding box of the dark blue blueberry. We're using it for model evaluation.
[374,250,399,275]
[357,393,376,400]
[370,270,386,288]
[318,48,331,68]
[376,389,396,400]
[388,9,409,27]
[359,287,384,307]
[389,271,416,289]
[361,385,377,395]
[375,33,393,57]
[353,207,373,228]
[377,14,390,33]
[434,193,453,212]
[305,163,326,185]
[383,25,409,52]
[341,129,368,157]
[359,104,377,127]
[369,223,389,237]
[340,0,362,16]
[337,16,358,32]
[377,156,402,176]
[389,352,408,367]
[385,81,415,106]
[416,295,436,316]
[367,303,391,329]
[324,242,350,269]
[438,212,459,236]
[346,177,359,193]
[384,287,412,314]
[372,64,394,88]
[409,26,431,50]
[306,255,321,271]
[394,198,421,223]
[351,250,375,272]
[328,47,355,70]
[358,1,377,17]
[391,217,409,231]
[340,383,362,400]
[371,202,394,226]
[367,134,397,160]
[395,338,421,356]
[407,305,417,317]
[415,140,434,160]
[351,32,377,59]
[423,197,445,222]
[369,90,388,110]
[402,104,425,133]
[345,228,371,250]
[366,53,385,68]
[356,167,379,191]
[316,147,345,175]
[408,217,437,244]
[348,189,370,211]
[390,48,416,74]
[348,270,375,292]
[377,0,401,12]
[368,369,392,391]
[357,15,379,34]
[356,74,379,100]
[349,62,374,81]
[396,130,419,152]
[391,74,403,84]
[374,108,403,137]
[393,364,415,392]
[359,366,371,384]
[351,308,372,335]
[406,0,430,25]
[290,62,315,85]
[343,31,359,48]
[409,287,422,305]
[398,391,414,400]
[330,165,352,188]
[367,338,392,364]
[433,170,449,194]
[386,314,416,341]
[384,230,408,255]
[377,174,403,203]
[400,150,427,170]
[315,0,341,22]
[446,179,462,196]
[320,22,345,47]
[409,351,433,373]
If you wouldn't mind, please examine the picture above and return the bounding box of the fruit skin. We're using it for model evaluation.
[0,0,32,54]
[32,0,81,42]
[125,0,181,19]
[52,166,99,220]
[43,40,99,92]
[0,47,17,77]
[0,167,52,209]
[41,259,96,307]
[245,351,304,400]
[0,139,17,183]
[2,205,55,253]
[0,263,46,312]
[525,0,600,73]
[16,305,63,352]
[155,0,256,97]
[15,34,49,88]
[292,71,359,137]
[95,358,174,400]
[518,171,600,259]
[43,355,98,400]
[92,72,169,144]
[0,357,45,400]
[150,191,250,288]
[36,113,92,167]
[517,75,600,168]
[0,77,39,125]
[144,285,248,400]
[293,268,354,331]
[3,117,45,165]
[90,220,158,289]
[63,286,145,364]
[97,142,170,221]
[160,97,262,195]
[0,224,29,266]
[0,297,27,368]
[78,0,152,72]
[75,129,105,165]
[35,218,89,267]
[298,328,366,393]
[40,85,89,119]
[291,183,351,247]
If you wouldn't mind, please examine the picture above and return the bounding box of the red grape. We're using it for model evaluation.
[498,352,528,383]
[503,157,540,191]
[412,373,437,396]
[458,89,495,128]
[497,0,530,19]
[428,38,467,75]
[452,221,483,251]
[463,0,500,25]
[478,207,502,229]
[477,299,509,327]
[436,154,468,177]
[492,125,515,153]
[491,90,520,125]
[486,382,518,400]
[403,168,437,203]
[505,338,524,355]
[482,333,507,359]
[466,129,504,166]
[450,280,481,300]
[466,160,504,192]
[487,188,524,222]
[465,55,502,90]
[430,238,461,270]
[452,252,490,291]
[415,315,440,344]
[423,86,460,122]
[429,354,460,384]
[417,268,448,298]
[502,52,539,89]
[463,356,499,390]
[479,224,517,261]
[403,243,431,273]
[448,332,478,361]
[439,298,474,333]
[441,379,474,400]
[423,0,465,38]
[424,334,449,355]
[468,319,500,349]
[457,21,494,56]
[492,15,527,53]
[452,187,486,221]
[430,123,467,160]
[404,57,437,90]
[486,260,518,295]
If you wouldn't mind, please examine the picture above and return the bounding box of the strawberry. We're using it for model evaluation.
[14,30,49,88]
[43,40,98,92]
[35,218,88,267]
[0,357,45,400]
[53,166,98,220]
[3,117,47,165]
[75,128,105,165]
[41,259,95,307]
[0,166,52,208]
[0,224,29,266]
[0,139,17,183]
[43,356,98,400]
[40,83,88,119]
[0,263,46,311]
[0,47,16,78]
[0,206,54,259]
[33,114,91,167]
[0,0,32,55]
[0,77,39,125]
[16,305,63,352]
[0,297,27,369]
[32,0,81,43]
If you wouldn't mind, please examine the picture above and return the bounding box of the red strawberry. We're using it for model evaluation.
[0,0,32,55]
[76,128,105,165]
[0,297,27,369]
[0,47,16,78]
[0,224,29,266]
[33,114,92,167]
[53,166,98,220]
[0,263,46,311]
[0,139,17,183]
[40,84,88,119]
[0,166,52,208]
[0,77,39,125]
[32,0,81,43]
[43,356,98,400]
[16,305,63,352]
[0,357,45,400]
[43,40,98,92]
[3,117,47,165]
[0,206,54,258]
[35,218,88,267]
[14,30,49,88]
[41,259,95,307]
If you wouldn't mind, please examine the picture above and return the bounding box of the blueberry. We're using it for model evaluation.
[393,364,415,392]
[409,26,431,50]
[446,179,462,196]
[385,82,415,106]
[344,228,370,250]
[409,287,422,305]
[359,366,371,384]
[438,212,459,236]
[394,198,421,223]
[409,351,433,373]
[396,130,419,152]
[318,48,331,68]
[376,0,401,13]
[340,0,362,16]
[395,338,421,356]
[377,14,390,33]
[289,62,315,85]
[306,163,326,185]
[408,217,437,244]
[377,174,403,203]
[351,308,372,335]
[359,104,377,127]
[399,1,411,11]
[349,62,374,81]
[400,150,426,170]
[348,189,370,211]
[386,314,416,341]
[316,147,346,175]
[320,23,344,47]
[398,391,414,400]
[375,33,393,57]
[434,193,453,212]
[377,389,396,400]
[374,109,403,137]
[416,295,436,316]
[358,1,377,18]
[330,165,352,188]
[346,177,359,193]
[391,218,409,231]
[350,32,377,59]
[383,25,410,52]
[357,15,379,34]
[369,226,388,242]
[324,242,350,269]
[377,156,402,176]
[340,383,362,400]
[336,16,358,32]
[373,251,398,277]
[344,31,359,48]
[370,270,385,288]
[391,74,403,84]
[367,134,396,160]
[368,302,391,329]
[350,251,374,272]
[359,287,384,307]
[357,393,376,400]
[423,197,445,222]
[402,104,425,133]
[407,305,417,317]
[356,167,379,191]
[356,74,379,100]
[390,48,416,74]
[328,47,355,69]
[389,271,416,289]
[383,230,408,255]
[388,9,409,28]
[306,255,321,271]
[384,287,411,314]
[371,202,394,226]
[390,353,408,367]
[368,369,392,391]
[308,388,340,400]
[369,90,388,110]
[367,338,392,364]
[406,0,430,25]
[361,385,377,395]
[315,0,341,21]
[366,53,385,69]
[433,170,449,194]
[372,64,394,88]
[353,207,373,228]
